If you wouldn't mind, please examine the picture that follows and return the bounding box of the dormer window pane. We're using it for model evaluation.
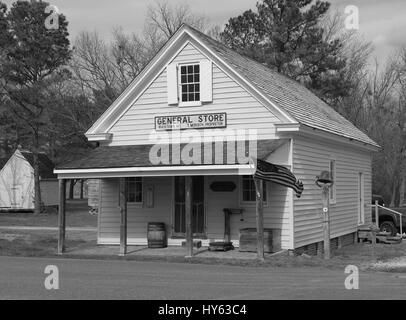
[180,63,200,102]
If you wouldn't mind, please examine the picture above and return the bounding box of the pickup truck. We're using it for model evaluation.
[371,195,406,236]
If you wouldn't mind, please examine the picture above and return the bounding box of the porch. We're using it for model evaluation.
[54,140,303,260]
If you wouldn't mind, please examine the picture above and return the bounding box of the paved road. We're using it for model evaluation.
[0,256,405,300]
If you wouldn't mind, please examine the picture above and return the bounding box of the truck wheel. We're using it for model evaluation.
[380,221,397,236]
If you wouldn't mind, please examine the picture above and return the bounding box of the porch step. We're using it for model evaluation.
[208,241,234,252]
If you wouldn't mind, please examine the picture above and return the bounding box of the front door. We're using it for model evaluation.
[174,176,205,237]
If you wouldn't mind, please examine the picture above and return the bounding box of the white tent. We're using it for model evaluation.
[0,149,58,211]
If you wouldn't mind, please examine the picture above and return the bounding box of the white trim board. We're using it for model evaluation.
[55,164,255,179]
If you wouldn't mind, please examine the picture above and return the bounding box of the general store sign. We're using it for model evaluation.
[155,113,227,131]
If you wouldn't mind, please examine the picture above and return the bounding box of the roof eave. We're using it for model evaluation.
[298,125,380,152]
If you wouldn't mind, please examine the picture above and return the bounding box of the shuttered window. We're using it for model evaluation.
[166,60,212,105]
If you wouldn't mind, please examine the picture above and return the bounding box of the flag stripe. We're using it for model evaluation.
[254,159,304,198]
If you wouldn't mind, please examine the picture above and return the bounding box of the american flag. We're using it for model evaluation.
[254,159,304,198]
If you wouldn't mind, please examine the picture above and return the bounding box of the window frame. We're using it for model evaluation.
[329,158,337,205]
[125,177,143,205]
[239,176,268,207]
[177,62,202,107]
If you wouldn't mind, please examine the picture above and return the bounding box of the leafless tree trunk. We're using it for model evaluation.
[399,177,405,206]
[33,148,42,215]
[390,179,398,208]
[69,179,75,200]
[80,179,84,199]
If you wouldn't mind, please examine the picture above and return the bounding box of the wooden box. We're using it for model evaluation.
[239,228,277,253]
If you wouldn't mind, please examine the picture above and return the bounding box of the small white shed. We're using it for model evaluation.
[0,149,58,211]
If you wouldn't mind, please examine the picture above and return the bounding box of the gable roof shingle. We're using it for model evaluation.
[185,26,378,148]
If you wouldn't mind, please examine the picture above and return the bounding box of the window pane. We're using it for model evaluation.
[242,176,266,203]
[179,64,200,103]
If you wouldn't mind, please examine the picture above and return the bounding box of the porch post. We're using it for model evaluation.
[254,178,265,261]
[58,179,66,254]
[322,185,330,259]
[119,178,127,256]
[185,176,193,258]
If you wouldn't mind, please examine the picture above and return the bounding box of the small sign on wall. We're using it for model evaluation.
[155,113,227,131]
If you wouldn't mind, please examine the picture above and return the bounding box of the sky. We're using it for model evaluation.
[3,0,406,65]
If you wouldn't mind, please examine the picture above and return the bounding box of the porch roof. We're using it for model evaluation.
[54,140,287,179]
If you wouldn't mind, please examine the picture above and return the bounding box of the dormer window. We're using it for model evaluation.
[167,60,212,106]
[180,64,200,103]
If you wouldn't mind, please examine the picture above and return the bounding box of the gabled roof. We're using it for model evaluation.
[86,24,378,149]
[188,27,378,148]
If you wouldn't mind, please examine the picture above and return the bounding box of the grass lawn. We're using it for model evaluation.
[0,229,96,257]
[0,199,97,228]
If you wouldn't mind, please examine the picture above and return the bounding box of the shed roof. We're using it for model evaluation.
[57,140,285,170]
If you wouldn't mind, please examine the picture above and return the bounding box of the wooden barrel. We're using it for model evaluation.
[147,222,167,248]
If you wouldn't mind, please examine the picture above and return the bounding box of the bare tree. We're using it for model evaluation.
[146,0,208,41]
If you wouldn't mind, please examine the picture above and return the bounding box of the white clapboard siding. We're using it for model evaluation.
[107,42,282,146]
[98,174,293,249]
[292,136,372,248]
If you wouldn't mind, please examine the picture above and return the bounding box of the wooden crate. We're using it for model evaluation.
[239,228,274,253]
